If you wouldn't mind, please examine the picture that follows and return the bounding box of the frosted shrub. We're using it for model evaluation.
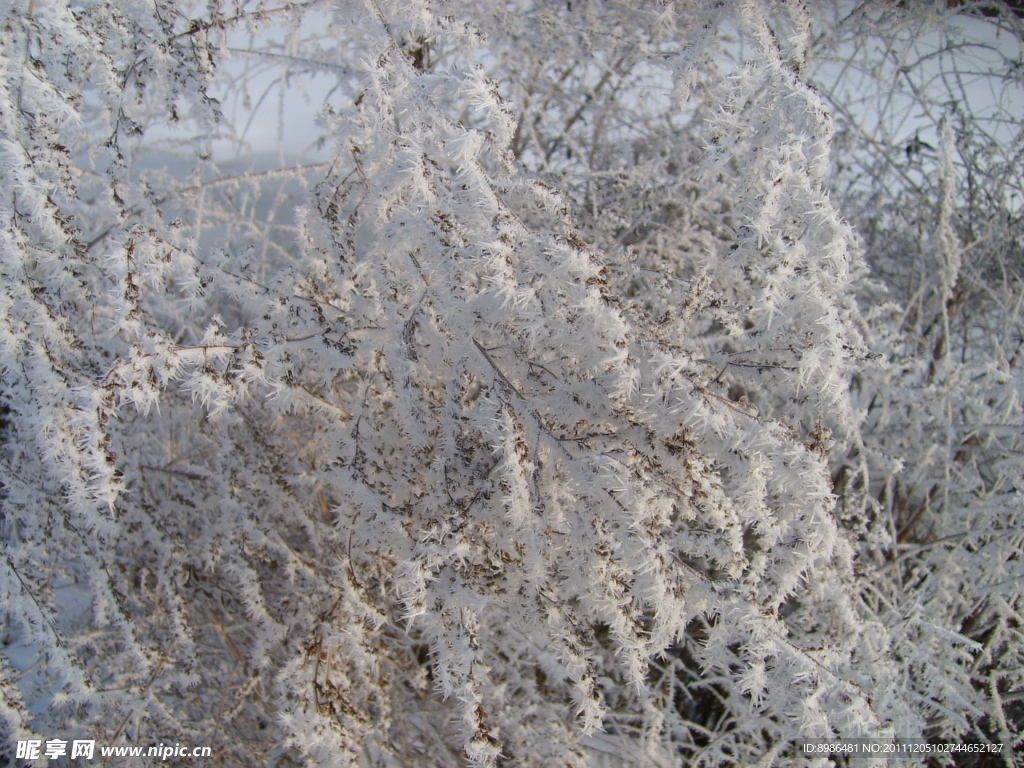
[2,1,1020,765]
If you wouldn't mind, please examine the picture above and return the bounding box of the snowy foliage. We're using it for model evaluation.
[1,1,1022,766]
